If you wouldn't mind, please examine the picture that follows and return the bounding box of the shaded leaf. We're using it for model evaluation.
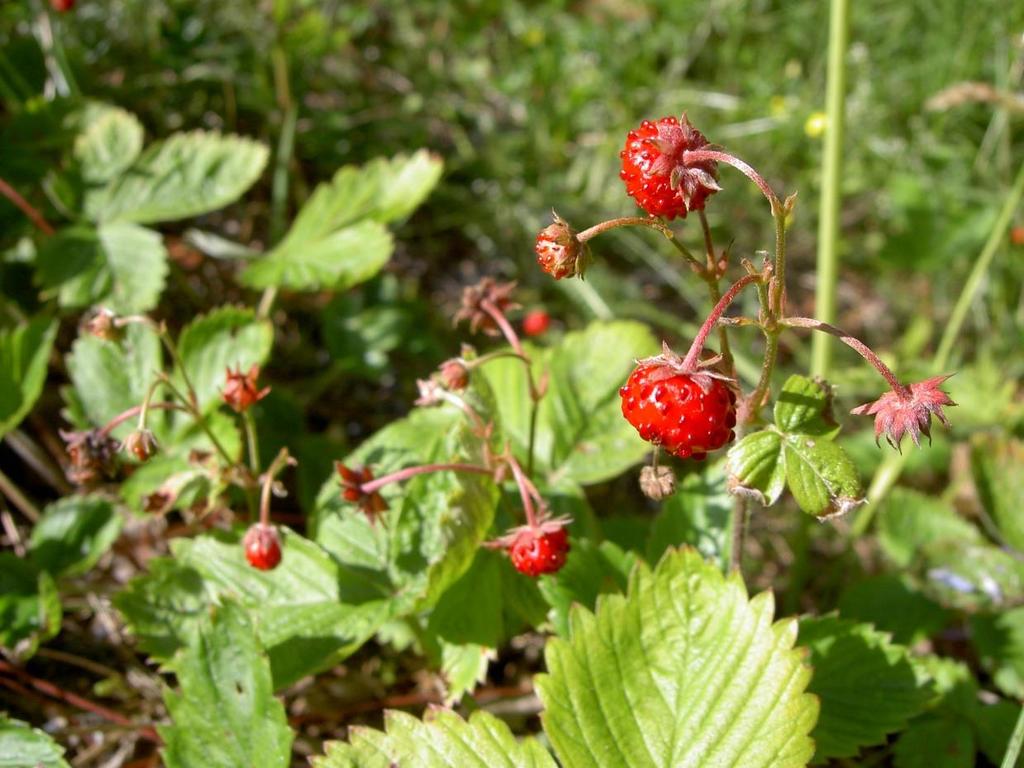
[893,717,975,768]
[726,430,785,507]
[646,460,732,571]
[29,494,122,578]
[0,315,56,440]
[774,375,839,437]
[971,434,1024,553]
[837,574,949,645]
[970,606,1024,699]
[0,554,61,661]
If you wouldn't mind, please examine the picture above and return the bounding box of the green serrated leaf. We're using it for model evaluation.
[0,315,56,440]
[798,615,932,761]
[29,494,122,578]
[314,709,556,768]
[972,699,1024,768]
[159,602,293,768]
[970,606,1024,699]
[0,554,61,661]
[877,489,981,568]
[774,375,840,437]
[73,103,144,184]
[36,223,168,313]
[971,434,1024,552]
[893,717,975,768]
[647,460,733,571]
[537,548,818,768]
[837,574,949,645]
[537,538,635,637]
[0,715,70,768]
[726,430,785,507]
[241,220,394,291]
[480,321,659,486]
[65,322,163,439]
[173,305,274,413]
[782,432,862,517]
[84,131,267,224]
[241,150,441,291]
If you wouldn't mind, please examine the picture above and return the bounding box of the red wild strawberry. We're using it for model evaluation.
[50,0,75,11]
[243,523,282,570]
[619,115,720,219]
[620,358,737,460]
[523,309,550,337]
[1011,226,1024,246]
[509,526,570,577]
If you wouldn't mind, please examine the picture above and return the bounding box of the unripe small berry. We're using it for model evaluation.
[535,213,587,279]
[522,310,550,337]
[122,428,159,461]
[439,359,469,390]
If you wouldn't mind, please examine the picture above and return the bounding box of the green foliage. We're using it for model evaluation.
[160,601,293,768]
[36,223,168,313]
[242,151,442,290]
[971,434,1024,552]
[71,103,144,185]
[0,553,61,660]
[0,715,70,768]
[798,616,932,761]
[837,574,949,646]
[0,315,56,440]
[173,305,274,413]
[728,375,861,516]
[481,321,659,486]
[646,460,732,571]
[314,709,556,768]
[29,494,122,578]
[536,548,818,768]
[83,130,268,224]
[970,607,1024,700]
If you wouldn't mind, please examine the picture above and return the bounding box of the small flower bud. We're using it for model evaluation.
[639,465,676,500]
[221,364,270,413]
[439,359,470,390]
[122,428,159,461]
[336,462,388,522]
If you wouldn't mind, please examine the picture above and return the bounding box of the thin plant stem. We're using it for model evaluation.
[698,210,734,375]
[729,498,747,573]
[157,377,236,469]
[681,274,761,370]
[853,159,1024,536]
[506,454,539,528]
[243,411,261,475]
[811,0,850,377]
[576,216,670,242]
[0,177,55,235]
[258,448,295,527]
[682,148,782,212]
[0,467,39,522]
[358,462,493,496]
[98,402,185,438]
[1000,703,1024,768]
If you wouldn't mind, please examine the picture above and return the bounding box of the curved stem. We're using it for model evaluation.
[682,149,782,213]
[156,377,236,468]
[98,401,185,438]
[0,177,54,236]
[681,273,761,370]
[770,213,788,317]
[506,453,538,528]
[243,411,261,475]
[480,299,526,358]
[359,463,493,496]
[259,448,295,527]
[698,211,734,376]
[782,317,909,397]
[576,216,669,242]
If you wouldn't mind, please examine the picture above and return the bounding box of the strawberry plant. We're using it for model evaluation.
[1,5,1024,768]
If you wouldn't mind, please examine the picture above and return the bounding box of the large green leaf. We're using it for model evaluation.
[241,150,442,291]
[65,321,163,439]
[837,574,949,646]
[29,494,122,578]
[0,553,61,660]
[84,131,267,224]
[536,548,818,768]
[72,103,144,184]
[314,709,556,768]
[0,316,56,440]
[160,602,293,768]
[173,305,274,413]
[971,435,1024,552]
[0,715,70,768]
[314,406,498,615]
[970,606,1024,699]
[480,320,658,486]
[36,223,168,313]
[893,717,975,768]
[798,616,932,761]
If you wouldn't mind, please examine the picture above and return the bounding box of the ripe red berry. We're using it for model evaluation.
[508,526,570,577]
[523,309,550,337]
[243,524,282,571]
[50,0,75,11]
[1011,226,1024,246]
[619,363,737,460]
[619,115,720,219]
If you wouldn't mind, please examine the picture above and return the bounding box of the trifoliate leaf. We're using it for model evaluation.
[798,615,932,761]
[0,715,70,768]
[313,709,556,768]
[774,375,839,437]
[85,131,267,224]
[173,305,273,413]
[72,103,144,184]
[160,602,293,768]
[29,494,122,578]
[536,548,818,768]
[0,315,56,440]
